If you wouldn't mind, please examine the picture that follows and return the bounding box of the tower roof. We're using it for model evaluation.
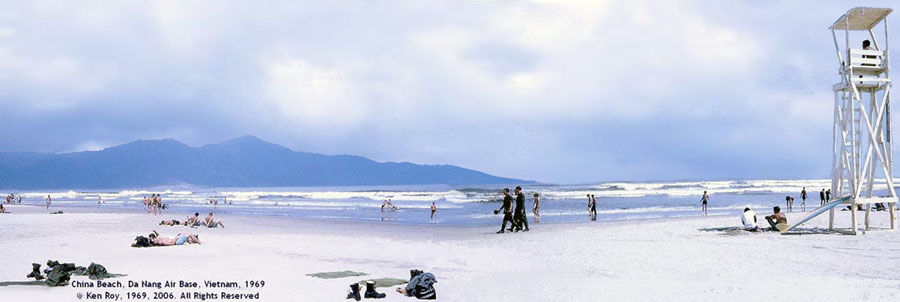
[830,7,892,30]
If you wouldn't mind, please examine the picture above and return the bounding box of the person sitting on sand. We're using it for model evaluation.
[201,212,225,228]
[159,219,181,226]
[741,208,758,231]
[0,204,6,213]
[148,230,200,246]
[186,212,202,227]
[764,206,788,231]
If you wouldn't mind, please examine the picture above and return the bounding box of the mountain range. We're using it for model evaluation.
[0,136,529,189]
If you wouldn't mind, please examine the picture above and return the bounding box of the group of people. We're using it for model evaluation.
[741,206,788,232]
[142,194,164,215]
[160,212,225,228]
[494,186,530,233]
[5,193,21,205]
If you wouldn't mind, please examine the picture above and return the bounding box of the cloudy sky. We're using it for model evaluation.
[0,1,896,183]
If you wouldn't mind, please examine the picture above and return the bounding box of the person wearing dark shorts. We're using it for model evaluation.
[700,191,709,216]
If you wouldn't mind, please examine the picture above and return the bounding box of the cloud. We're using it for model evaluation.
[0,0,896,183]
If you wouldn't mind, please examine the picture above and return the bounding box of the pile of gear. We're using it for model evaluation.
[345,269,437,300]
[26,260,112,286]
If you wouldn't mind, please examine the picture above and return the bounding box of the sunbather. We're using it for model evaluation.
[764,206,788,231]
[148,230,200,246]
[200,212,225,228]
[186,212,202,227]
[159,219,182,226]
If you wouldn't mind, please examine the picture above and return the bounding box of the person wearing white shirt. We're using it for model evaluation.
[741,207,759,232]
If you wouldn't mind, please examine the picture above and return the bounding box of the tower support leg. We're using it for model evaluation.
[829,208,835,231]
[851,202,858,235]
[891,202,896,229]
[865,204,871,230]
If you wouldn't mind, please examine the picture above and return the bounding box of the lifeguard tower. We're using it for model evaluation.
[828,7,896,234]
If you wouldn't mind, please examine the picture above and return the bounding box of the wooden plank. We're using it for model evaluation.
[854,197,898,204]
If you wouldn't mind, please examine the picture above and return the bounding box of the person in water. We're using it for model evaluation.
[430,201,436,221]
[513,186,529,232]
[148,230,201,246]
[765,206,788,231]
[785,195,794,212]
[495,188,514,234]
[700,191,709,216]
[590,194,598,221]
[532,193,541,223]
[800,187,807,211]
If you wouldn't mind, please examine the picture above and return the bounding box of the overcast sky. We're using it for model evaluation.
[1,1,897,184]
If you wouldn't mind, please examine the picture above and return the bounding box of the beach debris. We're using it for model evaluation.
[26,263,44,280]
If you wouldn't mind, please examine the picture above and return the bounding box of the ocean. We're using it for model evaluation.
[6,179,889,226]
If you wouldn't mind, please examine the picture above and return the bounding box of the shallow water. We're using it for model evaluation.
[4,179,892,226]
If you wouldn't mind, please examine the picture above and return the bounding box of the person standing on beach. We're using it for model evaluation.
[532,193,541,223]
[825,189,831,203]
[495,188,514,233]
[800,188,807,211]
[17,194,21,204]
[700,191,709,216]
[513,186,529,232]
[819,189,826,206]
[46,195,51,209]
[590,194,598,221]
[785,196,793,212]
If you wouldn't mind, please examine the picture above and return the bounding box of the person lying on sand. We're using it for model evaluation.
[200,212,225,228]
[764,206,788,231]
[159,219,182,226]
[148,230,200,246]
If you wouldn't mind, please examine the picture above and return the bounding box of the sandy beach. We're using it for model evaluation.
[1,204,898,301]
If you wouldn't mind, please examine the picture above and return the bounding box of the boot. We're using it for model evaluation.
[410,269,422,280]
[346,283,361,301]
[364,281,386,299]
[26,263,44,280]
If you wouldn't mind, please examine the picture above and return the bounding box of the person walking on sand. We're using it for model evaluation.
[800,187,807,211]
[590,194,598,221]
[819,189,826,206]
[532,193,541,223]
[825,189,831,203]
[700,191,709,216]
[495,188,514,233]
[46,195,51,209]
[513,186,529,232]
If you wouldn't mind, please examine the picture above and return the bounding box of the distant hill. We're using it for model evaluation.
[0,136,530,189]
